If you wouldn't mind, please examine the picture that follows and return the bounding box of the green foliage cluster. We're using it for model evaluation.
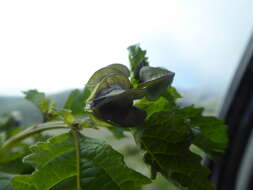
[0,45,228,190]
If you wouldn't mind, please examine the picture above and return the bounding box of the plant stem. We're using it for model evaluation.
[72,129,82,190]
[0,121,69,155]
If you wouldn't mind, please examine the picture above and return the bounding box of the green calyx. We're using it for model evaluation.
[85,58,175,127]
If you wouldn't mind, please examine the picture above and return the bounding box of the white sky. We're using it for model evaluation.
[0,0,253,96]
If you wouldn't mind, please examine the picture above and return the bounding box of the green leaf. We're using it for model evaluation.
[63,111,76,125]
[23,90,58,121]
[0,172,14,190]
[136,89,228,158]
[64,88,90,115]
[133,111,215,190]
[136,96,174,119]
[173,105,229,157]
[135,86,181,119]
[11,133,76,190]
[0,114,33,174]
[0,156,33,175]
[128,44,149,81]
[0,133,5,146]
[133,90,228,189]
[0,138,33,174]
[194,116,228,146]
[23,90,52,114]
[191,117,229,159]
[12,133,151,190]
[162,86,182,102]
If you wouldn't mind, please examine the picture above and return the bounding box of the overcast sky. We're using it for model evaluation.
[0,0,252,96]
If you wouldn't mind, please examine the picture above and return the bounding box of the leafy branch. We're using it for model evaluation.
[0,44,228,190]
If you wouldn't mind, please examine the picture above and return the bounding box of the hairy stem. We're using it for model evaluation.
[0,121,69,155]
[72,129,82,190]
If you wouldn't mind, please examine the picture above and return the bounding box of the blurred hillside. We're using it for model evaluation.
[0,90,70,125]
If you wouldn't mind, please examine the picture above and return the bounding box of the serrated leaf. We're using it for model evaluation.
[64,88,90,115]
[0,113,34,174]
[174,105,229,157]
[136,96,174,119]
[135,86,181,119]
[135,111,192,145]
[0,172,14,190]
[191,117,229,159]
[12,133,151,190]
[23,90,58,121]
[0,140,33,175]
[162,86,182,103]
[133,91,228,189]
[194,116,228,145]
[23,90,52,114]
[137,89,228,158]
[133,111,215,190]
[128,44,149,81]
[11,133,76,190]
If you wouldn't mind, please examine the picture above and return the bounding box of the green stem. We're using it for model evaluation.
[72,129,82,190]
[0,121,69,155]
